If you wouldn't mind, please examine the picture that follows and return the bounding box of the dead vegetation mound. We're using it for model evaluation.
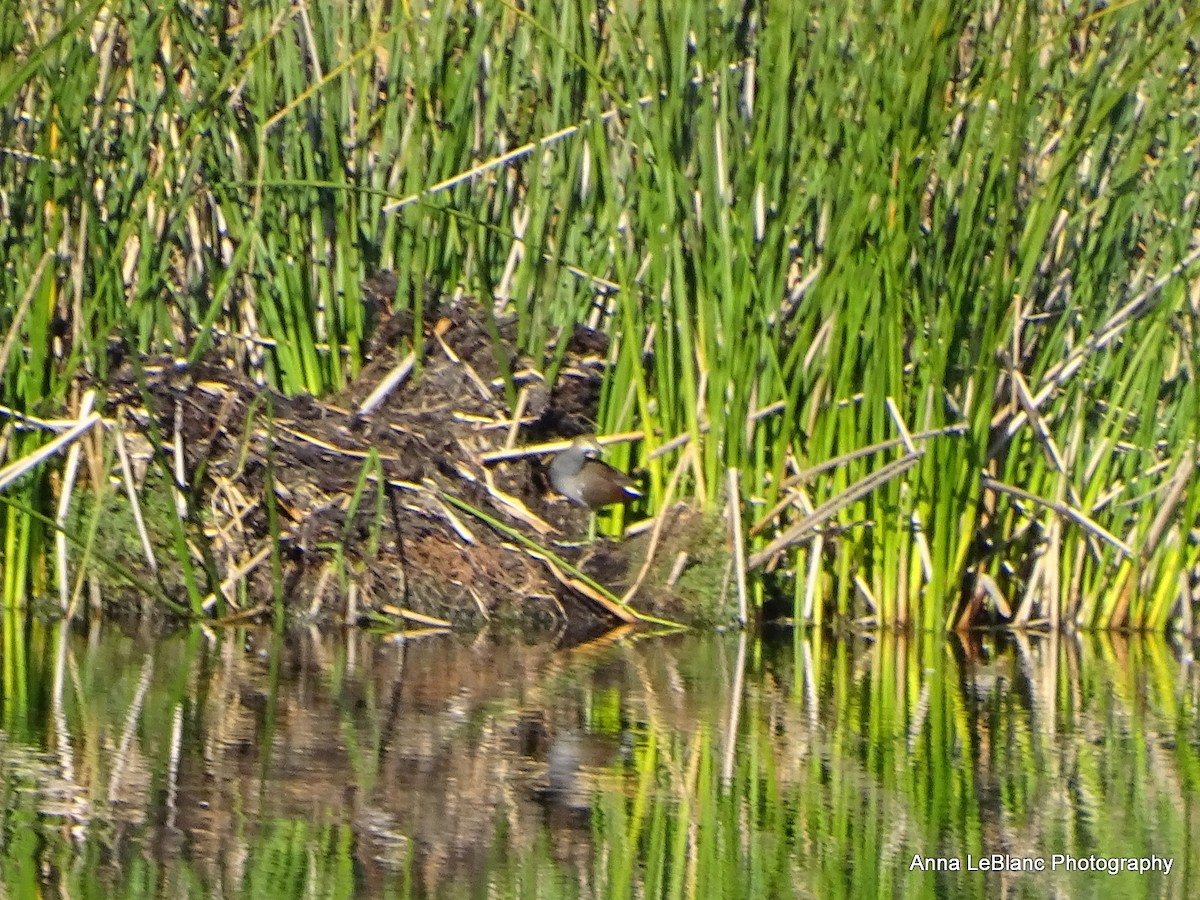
[95,280,717,630]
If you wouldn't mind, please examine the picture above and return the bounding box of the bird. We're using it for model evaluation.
[548,435,641,510]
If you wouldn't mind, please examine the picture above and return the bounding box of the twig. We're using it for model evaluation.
[479,430,644,465]
[619,440,693,605]
[56,391,96,614]
[358,350,416,417]
[721,631,748,783]
[994,244,1200,446]
[0,250,53,375]
[381,91,663,214]
[726,467,748,627]
[0,411,104,493]
[749,452,923,569]
[113,421,159,575]
[980,474,1133,558]
[751,423,965,535]
[379,605,453,629]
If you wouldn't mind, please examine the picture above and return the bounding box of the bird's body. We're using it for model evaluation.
[548,436,641,510]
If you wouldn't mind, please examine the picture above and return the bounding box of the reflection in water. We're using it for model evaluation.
[1,622,1197,898]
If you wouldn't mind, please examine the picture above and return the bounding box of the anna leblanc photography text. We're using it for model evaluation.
[909,854,1174,876]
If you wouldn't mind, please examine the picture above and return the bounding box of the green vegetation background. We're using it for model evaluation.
[2,1,1199,629]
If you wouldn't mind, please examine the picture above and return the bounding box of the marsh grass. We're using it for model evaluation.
[1,1,1199,630]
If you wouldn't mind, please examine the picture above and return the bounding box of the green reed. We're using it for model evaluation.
[1,0,1199,629]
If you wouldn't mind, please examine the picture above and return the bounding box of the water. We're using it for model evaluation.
[0,622,1195,898]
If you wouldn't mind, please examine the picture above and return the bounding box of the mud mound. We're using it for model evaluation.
[98,279,695,630]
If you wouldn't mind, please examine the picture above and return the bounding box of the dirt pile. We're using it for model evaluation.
[99,278,703,630]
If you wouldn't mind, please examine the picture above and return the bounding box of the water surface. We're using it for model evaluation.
[1,622,1196,898]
